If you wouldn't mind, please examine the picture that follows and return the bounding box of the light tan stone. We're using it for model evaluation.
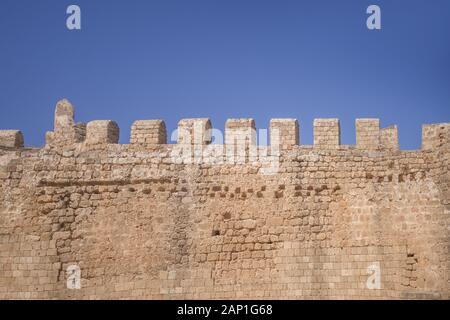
[0,100,449,300]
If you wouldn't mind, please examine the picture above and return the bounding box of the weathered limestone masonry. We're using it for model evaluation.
[0,99,449,300]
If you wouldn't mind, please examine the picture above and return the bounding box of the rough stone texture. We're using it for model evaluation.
[270,119,299,150]
[0,130,24,148]
[225,119,256,145]
[380,126,399,152]
[422,123,450,150]
[86,121,119,145]
[225,119,257,164]
[356,119,400,152]
[131,120,166,146]
[0,101,449,300]
[46,99,86,147]
[177,119,212,145]
[356,119,380,150]
[314,119,340,149]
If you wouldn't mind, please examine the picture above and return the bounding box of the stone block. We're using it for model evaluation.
[0,130,24,148]
[270,119,299,149]
[131,120,166,145]
[46,99,86,146]
[422,123,450,150]
[313,119,340,148]
[356,119,380,150]
[177,119,211,145]
[380,125,399,151]
[86,120,119,144]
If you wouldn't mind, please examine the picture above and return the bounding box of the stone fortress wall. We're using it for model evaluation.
[0,99,449,299]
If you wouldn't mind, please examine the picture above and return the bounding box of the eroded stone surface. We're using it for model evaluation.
[0,101,449,300]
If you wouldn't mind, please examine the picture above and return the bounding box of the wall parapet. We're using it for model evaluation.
[0,101,449,300]
[131,120,166,146]
[86,120,120,145]
[45,99,86,147]
[270,118,299,150]
[177,118,212,145]
[0,130,24,148]
[422,123,450,150]
[314,118,340,149]
[356,119,400,151]
[1,99,449,153]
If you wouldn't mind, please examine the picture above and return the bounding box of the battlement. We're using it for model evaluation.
[0,130,24,148]
[45,99,86,146]
[422,123,450,150]
[0,99,449,153]
[1,99,449,300]
[270,119,299,150]
[313,119,340,149]
[86,120,120,145]
[131,120,166,146]
[177,118,212,145]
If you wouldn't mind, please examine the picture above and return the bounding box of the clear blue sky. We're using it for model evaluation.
[0,0,449,149]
